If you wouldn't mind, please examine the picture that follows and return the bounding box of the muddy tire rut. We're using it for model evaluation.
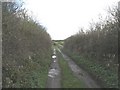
[58,48,100,88]
[46,50,61,88]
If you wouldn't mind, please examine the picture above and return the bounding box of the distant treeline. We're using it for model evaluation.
[52,40,64,42]
[63,6,119,88]
[2,2,52,88]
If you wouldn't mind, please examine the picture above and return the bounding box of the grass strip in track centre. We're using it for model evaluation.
[57,50,87,88]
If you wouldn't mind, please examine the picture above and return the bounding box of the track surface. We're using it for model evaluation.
[46,48,100,88]
[58,48,100,88]
[46,50,61,88]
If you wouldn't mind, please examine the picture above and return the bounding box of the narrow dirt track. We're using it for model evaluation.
[46,50,61,88]
[58,48,100,88]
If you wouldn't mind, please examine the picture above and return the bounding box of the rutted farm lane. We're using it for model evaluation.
[58,48,100,88]
[46,48,100,88]
[46,49,61,88]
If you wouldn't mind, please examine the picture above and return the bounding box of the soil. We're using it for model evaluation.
[58,48,100,88]
[46,48,100,88]
[46,53,61,88]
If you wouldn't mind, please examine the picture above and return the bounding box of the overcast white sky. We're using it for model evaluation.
[23,0,119,40]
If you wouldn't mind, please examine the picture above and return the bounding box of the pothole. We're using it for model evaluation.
[48,69,59,78]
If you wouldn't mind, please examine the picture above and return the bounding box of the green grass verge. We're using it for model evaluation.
[57,50,87,88]
[3,53,52,88]
[26,54,51,88]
